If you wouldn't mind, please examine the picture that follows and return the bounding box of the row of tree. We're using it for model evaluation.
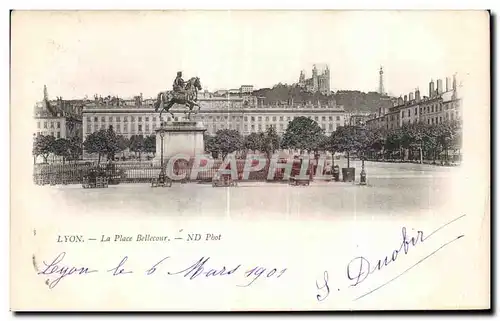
[83,127,156,163]
[34,118,462,166]
[33,126,156,164]
[32,135,82,164]
[204,116,462,165]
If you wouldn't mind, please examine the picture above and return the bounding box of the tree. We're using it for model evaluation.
[83,130,108,164]
[244,132,263,152]
[53,138,71,164]
[204,134,219,158]
[367,127,386,160]
[422,124,440,163]
[281,116,324,153]
[144,135,156,157]
[129,135,145,160]
[321,131,341,167]
[436,120,460,164]
[261,125,281,159]
[214,129,243,160]
[68,136,82,163]
[116,135,129,160]
[105,126,120,160]
[33,134,56,164]
[385,128,404,161]
[334,126,364,167]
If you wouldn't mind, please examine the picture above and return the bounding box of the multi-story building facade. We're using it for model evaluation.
[298,64,331,94]
[366,75,461,130]
[33,86,83,139]
[82,93,347,140]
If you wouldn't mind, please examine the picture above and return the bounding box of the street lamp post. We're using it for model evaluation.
[359,126,367,185]
[159,125,165,184]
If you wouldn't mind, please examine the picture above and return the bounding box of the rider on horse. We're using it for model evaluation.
[173,71,186,99]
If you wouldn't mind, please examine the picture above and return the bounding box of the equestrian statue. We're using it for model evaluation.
[154,71,203,120]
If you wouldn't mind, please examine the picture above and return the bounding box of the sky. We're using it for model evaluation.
[11,10,488,100]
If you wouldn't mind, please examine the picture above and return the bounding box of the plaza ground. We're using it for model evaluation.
[36,160,460,220]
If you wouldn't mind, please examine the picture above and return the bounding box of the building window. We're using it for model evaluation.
[109,116,113,122]
[251,124,255,131]
[336,116,340,121]
[265,116,269,121]
[329,124,333,130]
[138,117,142,122]
[146,124,149,131]
[415,107,417,114]
[224,116,228,120]
[117,126,121,133]
[115,116,120,122]
[57,122,61,129]
[152,123,156,130]
[329,116,333,121]
[258,116,262,121]
[131,116,135,122]
[408,110,411,117]
[280,124,284,130]
[86,124,91,132]
[314,116,318,121]
[258,124,262,131]
[272,116,276,121]
[50,122,54,128]
[94,124,99,131]
[124,124,128,132]
[43,122,47,128]
[145,117,149,121]
[322,116,326,121]
[244,124,248,131]
[138,124,142,131]
[279,116,283,121]
[101,117,105,122]
[101,124,105,129]
[244,116,248,121]
[124,116,128,122]
[236,124,240,131]
[94,117,98,122]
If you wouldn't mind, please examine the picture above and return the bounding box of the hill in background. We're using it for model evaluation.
[252,84,394,113]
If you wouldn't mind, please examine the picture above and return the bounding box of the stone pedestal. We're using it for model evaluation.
[153,120,206,164]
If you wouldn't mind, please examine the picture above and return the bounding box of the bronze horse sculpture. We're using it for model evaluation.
[154,77,202,120]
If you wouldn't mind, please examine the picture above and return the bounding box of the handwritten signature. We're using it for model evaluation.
[37,253,287,289]
[316,214,466,302]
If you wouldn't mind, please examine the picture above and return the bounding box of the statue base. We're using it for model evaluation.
[153,121,206,165]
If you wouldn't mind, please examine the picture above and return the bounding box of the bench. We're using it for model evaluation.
[289,177,310,186]
[82,175,109,188]
[212,175,238,187]
[151,175,172,188]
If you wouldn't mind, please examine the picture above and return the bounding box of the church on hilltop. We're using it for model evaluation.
[298,64,331,95]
